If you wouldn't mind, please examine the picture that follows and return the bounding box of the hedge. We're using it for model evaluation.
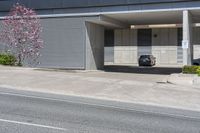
[0,53,17,66]
[182,65,200,76]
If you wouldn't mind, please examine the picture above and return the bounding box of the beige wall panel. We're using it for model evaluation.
[194,45,200,59]
[168,50,177,64]
[193,28,200,60]
[114,28,179,65]
[114,49,137,64]
[152,51,161,64]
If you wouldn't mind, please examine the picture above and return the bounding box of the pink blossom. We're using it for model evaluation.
[0,3,43,66]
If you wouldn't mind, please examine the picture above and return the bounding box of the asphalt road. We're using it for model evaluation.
[0,88,199,133]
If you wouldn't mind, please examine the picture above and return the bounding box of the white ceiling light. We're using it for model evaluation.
[131,23,200,29]
[131,24,181,29]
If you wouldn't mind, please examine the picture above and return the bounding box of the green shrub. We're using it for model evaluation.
[0,53,17,66]
[182,65,200,76]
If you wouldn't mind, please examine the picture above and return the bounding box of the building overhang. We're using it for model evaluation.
[95,8,200,28]
[1,5,200,29]
[87,15,129,28]
[0,0,196,12]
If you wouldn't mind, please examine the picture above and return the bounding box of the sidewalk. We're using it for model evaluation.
[167,73,200,87]
[0,65,200,112]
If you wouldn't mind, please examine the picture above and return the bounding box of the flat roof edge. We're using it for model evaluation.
[0,0,196,12]
[0,6,200,20]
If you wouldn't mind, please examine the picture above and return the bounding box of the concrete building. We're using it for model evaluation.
[0,0,200,69]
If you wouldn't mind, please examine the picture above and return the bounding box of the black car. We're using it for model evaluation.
[138,55,156,66]
[193,58,200,65]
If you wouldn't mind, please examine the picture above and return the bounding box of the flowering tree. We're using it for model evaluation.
[0,3,43,66]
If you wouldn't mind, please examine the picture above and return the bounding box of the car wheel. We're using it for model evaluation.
[193,63,199,66]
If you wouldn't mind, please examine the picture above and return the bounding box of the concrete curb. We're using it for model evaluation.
[167,73,200,86]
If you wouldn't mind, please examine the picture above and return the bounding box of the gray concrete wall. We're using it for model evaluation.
[113,28,180,66]
[0,22,5,52]
[104,47,114,63]
[152,28,178,65]
[114,29,138,64]
[193,27,200,60]
[111,27,200,66]
[0,17,86,68]
[113,28,178,65]
[0,16,102,69]
[85,22,104,70]
[38,17,86,69]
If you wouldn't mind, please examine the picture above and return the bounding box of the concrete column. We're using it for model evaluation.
[182,10,193,65]
[85,22,104,70]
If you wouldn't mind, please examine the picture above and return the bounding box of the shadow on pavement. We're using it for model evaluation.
[104,65,182,75]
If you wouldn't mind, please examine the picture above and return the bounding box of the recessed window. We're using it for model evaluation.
[138,29,152,46]
[104,30,114,47]
[177,28,183,46]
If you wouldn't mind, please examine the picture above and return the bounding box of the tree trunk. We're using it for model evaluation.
[17,54,22,66]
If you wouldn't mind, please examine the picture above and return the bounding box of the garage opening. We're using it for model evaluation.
[103,28,182,75]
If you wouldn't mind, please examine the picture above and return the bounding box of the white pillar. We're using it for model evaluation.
[182,10,193,65]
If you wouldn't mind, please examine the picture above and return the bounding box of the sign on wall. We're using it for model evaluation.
[182,40,189,49]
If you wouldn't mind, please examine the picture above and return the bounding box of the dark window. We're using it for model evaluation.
[138,29,152,46]
[177,28,183,46]
[104,30,114,47]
